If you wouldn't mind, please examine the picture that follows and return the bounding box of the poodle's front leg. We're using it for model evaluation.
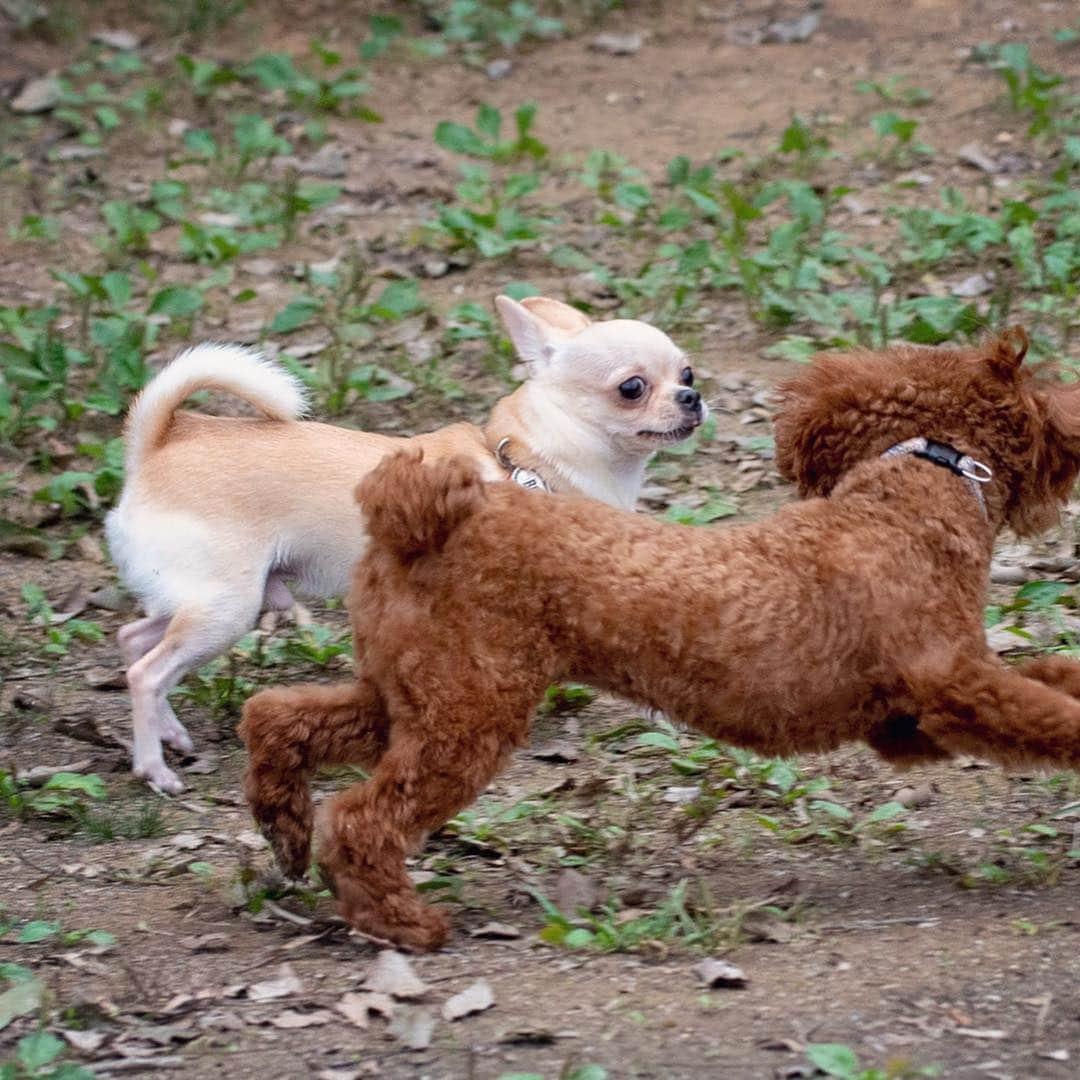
[239,678,389,878]
[316,704,530,951]
[914,654,1080,771]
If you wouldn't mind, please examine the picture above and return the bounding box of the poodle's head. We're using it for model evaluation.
[774,328,1080,536]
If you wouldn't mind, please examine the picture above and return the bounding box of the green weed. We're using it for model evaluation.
[0,1030,94,1080]
[805,1042,940,1080]
[534,878,729,953]
[855,76,934,107]
[422,0,564,58]
[20,585,103,655]
[243,44,381,120]
[1,768,106,823]
[266,252,423,413]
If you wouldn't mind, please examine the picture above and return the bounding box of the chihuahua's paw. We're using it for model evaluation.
[159,715,194,754]
[134,759,185,795]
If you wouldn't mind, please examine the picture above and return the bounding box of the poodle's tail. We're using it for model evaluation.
[123,343,308,476]
[356,451,488,562]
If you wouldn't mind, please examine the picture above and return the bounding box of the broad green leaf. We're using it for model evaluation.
[1016,580,1070,607]
[635,731,681,752]
[434,121,487,158]
[17,921,59,944]
[149,286,203,318]
[268,297,322,334]
[18,1030,64,1071]
[805,1043,860,1079]
[0,979,43,1030]
[564,928,594,948]
[865,801,907,824]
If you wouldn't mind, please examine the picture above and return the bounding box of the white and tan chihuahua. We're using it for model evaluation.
[107,295,705,792]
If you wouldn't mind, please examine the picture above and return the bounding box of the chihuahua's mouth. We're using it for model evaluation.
[637,422,699,443]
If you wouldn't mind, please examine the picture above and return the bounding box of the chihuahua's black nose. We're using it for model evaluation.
[676,387,702,411]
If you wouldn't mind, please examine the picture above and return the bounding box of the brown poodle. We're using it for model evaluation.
[240,328,1080,950]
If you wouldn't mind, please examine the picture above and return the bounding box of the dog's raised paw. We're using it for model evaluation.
[159,718,194,754]
[135,761,185,795]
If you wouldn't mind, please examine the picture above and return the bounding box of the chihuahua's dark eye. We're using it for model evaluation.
[618,376,646,400]
[680,367,694,387]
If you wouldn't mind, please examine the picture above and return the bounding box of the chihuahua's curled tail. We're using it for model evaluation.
[356,451,488,563]
[122,343,309,475]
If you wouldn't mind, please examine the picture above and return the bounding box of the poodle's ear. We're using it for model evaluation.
[1045,380,1080,448]
[772,359,846,497]
[985,326,1029,379]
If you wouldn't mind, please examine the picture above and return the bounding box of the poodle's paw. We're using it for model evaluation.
[338,889,450,952]
[267,824,312,881]
[322,860,449,951]
[388,908,450,953]
[245,782,313,879]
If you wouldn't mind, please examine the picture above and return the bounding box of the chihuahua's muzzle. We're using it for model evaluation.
[676,386,703,418]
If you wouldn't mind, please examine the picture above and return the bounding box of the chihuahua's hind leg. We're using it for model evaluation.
[118,615,170,666]
[128,594,262,794]
[118,615,192,753]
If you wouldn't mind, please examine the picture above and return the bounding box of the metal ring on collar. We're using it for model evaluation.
[960,459,993,483]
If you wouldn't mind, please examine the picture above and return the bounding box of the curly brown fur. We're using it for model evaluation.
[241,327,1080,950]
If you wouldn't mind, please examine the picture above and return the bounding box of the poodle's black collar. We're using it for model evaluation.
[882,437,992,517]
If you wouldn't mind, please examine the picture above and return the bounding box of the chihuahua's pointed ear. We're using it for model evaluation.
[495,295,591,371]
[985,325,1029,379]
[518,296,591,335]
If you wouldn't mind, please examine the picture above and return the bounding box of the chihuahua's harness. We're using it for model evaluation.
[495,437,550,493]
[881,437,993,517]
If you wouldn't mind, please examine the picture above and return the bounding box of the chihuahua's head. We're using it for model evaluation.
[495,295,706,460]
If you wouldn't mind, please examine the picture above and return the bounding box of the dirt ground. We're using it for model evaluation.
[3,2,1080,1077]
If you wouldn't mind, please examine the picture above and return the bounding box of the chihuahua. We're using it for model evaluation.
[106,295,705,792]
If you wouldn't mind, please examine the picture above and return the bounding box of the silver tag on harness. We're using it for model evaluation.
[510,466,548,492]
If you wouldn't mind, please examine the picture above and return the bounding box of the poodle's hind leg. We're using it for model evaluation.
[1015,654,1080,700]
[316,701,532,951]
[866,711,952,767]
[239,678,389,879]
[914,654,1080,771]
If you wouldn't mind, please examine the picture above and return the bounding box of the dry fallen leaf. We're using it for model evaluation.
[554,868,606,915]
[62,1029,107,1053]
[695,959,748,988]
[169,832,206,851]
[470,923,522,940]
[247,964,303,1002]
[336,991,395,1029]
[442,980,494,1021]
[740,909,797,944]
[362,951,428,999]
[270,1009,335,1029]
[589,32,643,55]
[182,933,230,953]
[388,1005,436,1050]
